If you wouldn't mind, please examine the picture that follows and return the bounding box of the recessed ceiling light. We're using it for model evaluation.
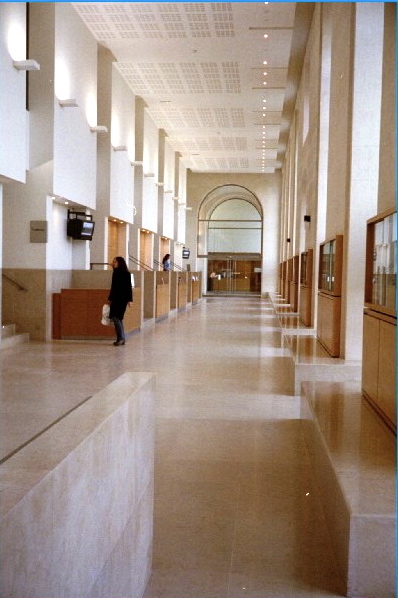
[263,72,268,76]
[263,34,268,39]
[263,60,268,65]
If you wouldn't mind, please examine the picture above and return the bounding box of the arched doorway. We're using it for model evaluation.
[198,185,263,294]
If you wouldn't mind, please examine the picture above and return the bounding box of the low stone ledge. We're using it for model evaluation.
[301,380,396,598]
[0,372,156,598]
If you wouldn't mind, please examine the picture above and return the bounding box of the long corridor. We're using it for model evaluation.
[1,295,344,597]
[141,296,343,598]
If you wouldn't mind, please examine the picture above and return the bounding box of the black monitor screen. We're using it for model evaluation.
[67,218,95,241]
[80,221,95,239]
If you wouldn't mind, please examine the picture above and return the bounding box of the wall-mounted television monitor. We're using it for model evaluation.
[67,218,95,241]
[182,247,190,259]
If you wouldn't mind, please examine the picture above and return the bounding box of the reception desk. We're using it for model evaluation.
[53,288,142,340]
[156,284,170,319]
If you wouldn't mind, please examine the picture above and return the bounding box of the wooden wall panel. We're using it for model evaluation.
[378,319,396,427]
[156,285,170,319]
[317,293,341,357]
[362,312,380,403]
[299,286,312,326]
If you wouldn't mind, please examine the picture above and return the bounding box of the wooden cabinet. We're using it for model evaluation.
[362,208,396,431]
[299,249,313,326]
[289,255,299,311]
[317,236,343,356]
[317,293,341,356]
[279,260,287,297]
[362,310,396,431]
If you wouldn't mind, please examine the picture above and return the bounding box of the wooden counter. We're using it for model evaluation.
[156,284,170,319]
[178,281,188,309]
[53,288,141,339]
[191,279,200,304]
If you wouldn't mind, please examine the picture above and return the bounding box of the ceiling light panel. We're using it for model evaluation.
[72,1,309,174]
[117,60,240,97]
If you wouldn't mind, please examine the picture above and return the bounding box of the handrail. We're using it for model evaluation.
[2,273,28,292]
[129,255,154,271]
[90,262,112,270]
[154,258,185,272]
[171,261,186,272]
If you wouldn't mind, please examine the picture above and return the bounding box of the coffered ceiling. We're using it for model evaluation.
[72,2,314,174]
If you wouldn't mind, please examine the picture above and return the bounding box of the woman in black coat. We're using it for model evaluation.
[108,256,133,346]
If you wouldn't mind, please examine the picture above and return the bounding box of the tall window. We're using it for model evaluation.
[198,198,262,256]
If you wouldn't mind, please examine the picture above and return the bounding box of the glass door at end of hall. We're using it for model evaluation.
[207,258,261,294]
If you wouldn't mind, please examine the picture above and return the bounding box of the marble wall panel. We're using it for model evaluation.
[0,372,155,598]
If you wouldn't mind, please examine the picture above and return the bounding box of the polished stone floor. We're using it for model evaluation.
[1,295,386,597]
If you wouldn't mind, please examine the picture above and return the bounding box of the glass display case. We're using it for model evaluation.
[365,208,396,316]
[318,236,343,296]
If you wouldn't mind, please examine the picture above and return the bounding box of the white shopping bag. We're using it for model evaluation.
[101,304,112,326]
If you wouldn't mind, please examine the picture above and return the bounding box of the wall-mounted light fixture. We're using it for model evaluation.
[112,145,127,151]
[185,207,193,211]
[130,161,143,166]
[13,59,40,71]
[144,172,155,178]
[59,99,78,108]
[164,189,173,194]
[172,197,180,201]
[304,215,311,223]
[155,182,164,187]
[90,125,108,133]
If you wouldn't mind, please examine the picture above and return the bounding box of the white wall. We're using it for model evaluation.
[176,162,187,244]
[162,141,175,239]
[343,2,384,360]
[47,201,73,271]
[3,162,52,269]
[52,3,98,207]
[0,3,29,183]
[29,3,55,170]
[141,113,158,232]
[109,65,135,223]
[0,183,3,326]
